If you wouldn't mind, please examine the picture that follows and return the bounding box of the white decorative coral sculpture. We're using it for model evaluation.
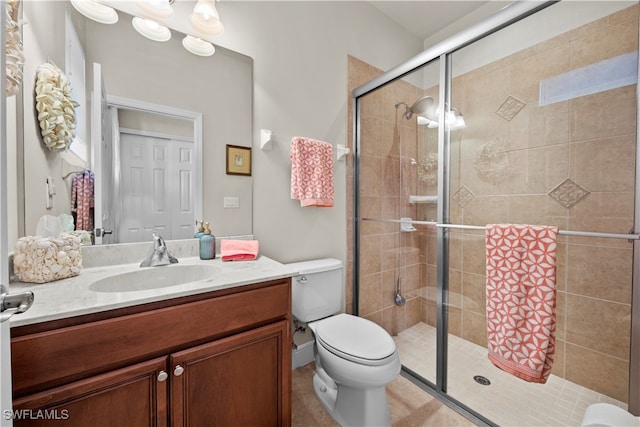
[13,234,82,283]
[34,63,79,152]
[5,0,24,97]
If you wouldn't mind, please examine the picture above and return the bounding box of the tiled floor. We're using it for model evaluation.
[394,322,628,427]
[292,362,474,427]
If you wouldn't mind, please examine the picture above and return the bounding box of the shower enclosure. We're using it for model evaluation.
[349,1,639,425]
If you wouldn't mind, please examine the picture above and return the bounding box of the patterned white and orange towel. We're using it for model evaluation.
[290,137,334,207]
[485,224,558,383]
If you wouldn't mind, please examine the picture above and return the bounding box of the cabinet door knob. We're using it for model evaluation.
[173,365,184,376]
[157,371,168,382]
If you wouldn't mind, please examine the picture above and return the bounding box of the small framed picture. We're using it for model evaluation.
[226,144,252,176]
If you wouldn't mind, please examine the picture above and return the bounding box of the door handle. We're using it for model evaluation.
[0,284,34,323]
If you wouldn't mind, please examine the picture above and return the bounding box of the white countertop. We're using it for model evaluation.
[9,256,297,328]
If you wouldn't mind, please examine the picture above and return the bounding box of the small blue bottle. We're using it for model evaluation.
[199,222,216,260]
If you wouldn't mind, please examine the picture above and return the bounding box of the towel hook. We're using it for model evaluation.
[336,144,350,160]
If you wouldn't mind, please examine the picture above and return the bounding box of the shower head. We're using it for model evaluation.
[395,95,435,120]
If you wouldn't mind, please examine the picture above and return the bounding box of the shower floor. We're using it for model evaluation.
[394,322,628,427]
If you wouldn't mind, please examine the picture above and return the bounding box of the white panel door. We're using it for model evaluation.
[118,133,194,243]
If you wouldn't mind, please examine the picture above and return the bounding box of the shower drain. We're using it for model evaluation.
[473,375,491,386]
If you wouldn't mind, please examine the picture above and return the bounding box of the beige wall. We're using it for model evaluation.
[211,2,424,264]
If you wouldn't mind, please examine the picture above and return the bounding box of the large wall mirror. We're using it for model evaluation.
[18,1,253,245]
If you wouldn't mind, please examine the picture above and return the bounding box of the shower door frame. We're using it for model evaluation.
[351,0,640,420]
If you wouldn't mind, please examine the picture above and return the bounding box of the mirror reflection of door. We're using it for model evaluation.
[118,131,195,243]
[102,96,203,244]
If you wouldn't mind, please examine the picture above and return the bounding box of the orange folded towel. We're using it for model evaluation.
[485,224,558,384]
[220,239,259,261]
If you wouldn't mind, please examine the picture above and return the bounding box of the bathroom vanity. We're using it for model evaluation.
[8,251,294,427]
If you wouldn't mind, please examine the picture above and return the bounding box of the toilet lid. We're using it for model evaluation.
[314,314,397,365]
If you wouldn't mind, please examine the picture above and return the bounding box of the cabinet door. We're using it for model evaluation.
[12,357,168,427]
[171,320,291,427]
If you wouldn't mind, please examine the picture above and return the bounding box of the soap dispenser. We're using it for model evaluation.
[199,222,216,260]
[194,221,205,239]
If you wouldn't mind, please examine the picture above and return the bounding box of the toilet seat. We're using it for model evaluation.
[314,314,397,366]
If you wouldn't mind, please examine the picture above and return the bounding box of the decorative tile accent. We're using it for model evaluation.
[496,96,526,121]
[474,138,509,184]
[452,185,475,208]
[417,153,438,184]
[548,178,590,208]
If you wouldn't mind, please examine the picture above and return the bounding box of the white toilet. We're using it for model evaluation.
[582,403,640,426]
[288,258,401,427]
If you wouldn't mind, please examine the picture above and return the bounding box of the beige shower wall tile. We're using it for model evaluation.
[568,191,635,239]
[383,156,401,197]
[462,311,487,347]
[509,44,572,103]
[566,244,632,304]
[555,290,567,341]
[507,195,568,230]
[462,272,485,315]
[382,304,406,336]
[447,306,462,337]
[565,343,629,403]
[509,101,570,150]
[504,144,569,195]
[461,233,487,276]
[402,263,422,296]
[448,231,464,271]
[359,234,382,276]
[405,296,423,329]
[608,4,638,27]
[359,272,383,316]
[448,269,462,309]
[360,195,382,219]
[359,115,382,157]
[461,195,509,227]
[359,154,382,196]
[570,135,636,193]
[555,241,568,293]
[570,85,637,142]
[565,294,631,359]
[552,338,566,378]
[570,13,639,70]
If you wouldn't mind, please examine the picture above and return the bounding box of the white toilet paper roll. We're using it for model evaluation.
[581,403,640,427]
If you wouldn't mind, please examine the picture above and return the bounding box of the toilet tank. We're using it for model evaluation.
[287,258,343,323]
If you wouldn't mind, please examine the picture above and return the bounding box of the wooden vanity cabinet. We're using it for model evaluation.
[10,278,292,427]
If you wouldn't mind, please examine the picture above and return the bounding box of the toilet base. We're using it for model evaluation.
[312,370,392,427]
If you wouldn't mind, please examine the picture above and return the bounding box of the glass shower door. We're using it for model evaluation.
[445,2,638,425]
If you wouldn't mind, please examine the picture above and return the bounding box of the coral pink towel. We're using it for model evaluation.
[290,137,334,207]
[220,240,259,261]
[485,224,558,384]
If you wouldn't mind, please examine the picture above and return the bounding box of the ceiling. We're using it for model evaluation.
[370,1,502,40]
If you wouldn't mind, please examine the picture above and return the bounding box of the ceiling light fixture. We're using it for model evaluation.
[182,35,216,57]
[70,0,118,25]
[132,16,171,42]
[70,0,223,57]
[190,0,225,37]
[137,0,174,21]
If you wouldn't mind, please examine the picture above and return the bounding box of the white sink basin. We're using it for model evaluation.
[89,264,219,293]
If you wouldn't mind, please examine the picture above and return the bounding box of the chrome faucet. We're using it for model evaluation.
[140,233,179,267]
